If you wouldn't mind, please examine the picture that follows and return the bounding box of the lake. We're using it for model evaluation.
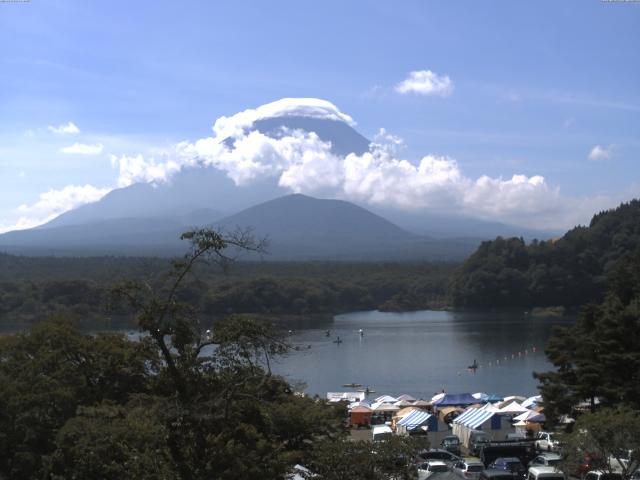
[271,309,574,399]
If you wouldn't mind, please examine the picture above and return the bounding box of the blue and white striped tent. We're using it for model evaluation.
[453,408,495,429]
[452,407,512,447]
[397,410,433,430]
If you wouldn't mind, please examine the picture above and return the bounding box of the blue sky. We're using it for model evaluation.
[1,0,639,231]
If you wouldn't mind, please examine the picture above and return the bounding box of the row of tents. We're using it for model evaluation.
[333,391,546,446]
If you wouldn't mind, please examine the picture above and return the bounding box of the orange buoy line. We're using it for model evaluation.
[465,345,540,373]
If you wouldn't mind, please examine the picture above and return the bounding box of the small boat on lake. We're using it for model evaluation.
[468,359,479,373]
[357,386,375,394]
[342,382,362,388]
[333,336,342,344]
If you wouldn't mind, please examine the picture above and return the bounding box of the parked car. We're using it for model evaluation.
[609,450,634,473]
[583,471,623,480]
[417,460,450,479]
[535,432,561,452]
[372,425,392,442]
[417,448,461,466]
[453,457,485,480]
[441,435,462,456]
[527,466,566,480]
[480,469,520,480]
[470,431,493,456]
[488,457,526,478]
[573,453,605,478]
[528,453,562,469]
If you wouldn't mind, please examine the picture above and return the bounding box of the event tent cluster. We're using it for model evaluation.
[329,391,546,445]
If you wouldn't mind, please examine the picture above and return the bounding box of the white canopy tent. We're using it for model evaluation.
[371,402,400,412]
[514,409,540,422]
[374,395,398,403]
[499,402,529,414]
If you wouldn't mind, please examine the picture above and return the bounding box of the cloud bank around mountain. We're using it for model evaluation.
[108,98,614,229]
[4,98,632,233]
[0,184,110,233]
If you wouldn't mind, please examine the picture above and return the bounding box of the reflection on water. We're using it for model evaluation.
[272,310,573,399]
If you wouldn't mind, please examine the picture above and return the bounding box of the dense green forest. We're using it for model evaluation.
[0,230,425,479]
[2,199,639,328]
[534,245,640,421]
[0,256,453,328]
[450,199,640,308]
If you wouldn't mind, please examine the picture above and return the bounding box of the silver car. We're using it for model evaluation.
[453,457,485,480]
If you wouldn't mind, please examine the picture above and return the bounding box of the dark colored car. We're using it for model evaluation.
[528,453,562,469]
[480,469,520,480]
[442,435,462,456]
[417,448,462,466]
[573,453,605,478]
[488,457,526,478]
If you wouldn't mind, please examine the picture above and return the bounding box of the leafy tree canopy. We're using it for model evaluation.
[450,199,640,308]
[535,247,640,422]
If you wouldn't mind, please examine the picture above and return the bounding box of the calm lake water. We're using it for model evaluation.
[0,309,573,400]
[271,310,574,399]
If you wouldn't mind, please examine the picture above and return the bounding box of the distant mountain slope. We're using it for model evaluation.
[215,194,478,260]
[0,194,479,260]
[450,199,640,308]
[218,193,414,243]
[2,100,556,251]
[371,207,558,240]
[44,115,371,231]
[0,208,224,256]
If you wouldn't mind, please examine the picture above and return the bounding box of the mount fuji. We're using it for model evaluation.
[0,98,554,258]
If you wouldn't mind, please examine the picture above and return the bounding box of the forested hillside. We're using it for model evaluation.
[0,258,453,328]
[450,199,640,308]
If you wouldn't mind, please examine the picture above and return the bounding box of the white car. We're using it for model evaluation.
[417,460,449,479]
[583,471,622,480]
[453,457,485,480]
[535,432,561,452]
[527,466,565,480]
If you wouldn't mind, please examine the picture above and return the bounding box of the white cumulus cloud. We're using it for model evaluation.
[174,109,558,224]
[61,142,104,155]
[588,144,615,161]
[48,121,80,135]
[0,184,110,233]
[211,97,356,140]
[109,153,188,188]
[395,70,454,96]
[103,98,619,230]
